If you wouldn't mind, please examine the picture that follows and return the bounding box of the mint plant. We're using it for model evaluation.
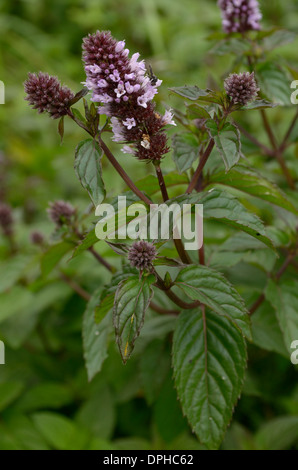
[22,0,298,449]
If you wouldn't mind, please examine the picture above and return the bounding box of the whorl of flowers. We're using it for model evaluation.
[47,200,76,226]
[24,73,74,119]
[30,231,45,245]
[82,31,175,161]
[128,240,157,272]
[224,72,259,106]
[218,0,262,33]
[0,203,13,237]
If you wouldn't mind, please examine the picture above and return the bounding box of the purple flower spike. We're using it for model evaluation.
[82,31,175,161]
[24,73,74,119]
[218,0,262,33]
[224,72,259,106]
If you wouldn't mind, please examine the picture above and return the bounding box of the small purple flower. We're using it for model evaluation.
[128,240,157,272]
[0,203,13,237]
[218,0,262,33]
[224,72,259,106]
[24,73,74,119]
[47,200,76,226]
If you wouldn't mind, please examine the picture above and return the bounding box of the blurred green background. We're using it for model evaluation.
[0,0,298,450]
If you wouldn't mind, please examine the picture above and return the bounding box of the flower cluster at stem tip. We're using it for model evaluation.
[82,31,176,161]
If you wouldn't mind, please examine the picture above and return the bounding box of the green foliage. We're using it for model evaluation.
[0,0,298,452]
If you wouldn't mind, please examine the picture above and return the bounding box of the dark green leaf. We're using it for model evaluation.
[206,121,242,171]
[113,274,155,363]
[266,279,298,353]
[175,265,251,338]
[172,133,199,173]
[207,165,298,214]
[83,287,112,381]
[74,139,106,206]
[256,62,292,106]
[173,308,247,449]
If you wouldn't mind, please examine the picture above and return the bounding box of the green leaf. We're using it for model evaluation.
[186,103,211,120]
[71,229,98,259]
[201,189,275,250]
[241,99,278,110]
[15,383,73,412]
[153,256,183,267]
[172,133,199,173]
[32,412,90,450]
[255,416,298,450]
[83,287,112,381]
[175,265,251,339]
[168,188,275,250]
[251,300,288,357]
[5,415,50,450]
[211,37,251,56]
[0,381,24,412]
[76,386,115,440]
[261,29,296,52]
[0,254,32,294]
[266,279,298,354]
[256,62,292,106]
[205,121,242,171]
[1,282,72,348]
[41,241,74,277]
[173,308,247,449]
[170,86,222,104]
[74,139,106,206]
[0,286,33,323]
[140,338,171,405]
[113,274,155,363]
[207,165,298,214]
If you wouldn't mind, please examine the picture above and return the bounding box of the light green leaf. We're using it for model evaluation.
[251,300,288,358]
[173,308,247,449]
[241,99,277,110]
[256,62,292,106]
[175,265,251,339]
[140,338,171,405]
[172,133,199,173]
[83,287,112,381]
[113,274,155,363]
[167,188,275,250]
[207,165,298,214]
[32,412,90,450]
[170,86,222,104]
[206,121,242,171]
[74,139,106,206]
[71,229,98,259]
[255,416,298,450]
[41,241,74,277]
[0,381,24,412]
[266,279,298,354]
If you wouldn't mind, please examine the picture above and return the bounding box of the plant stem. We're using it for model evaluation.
[249,251,296,315]
[235,121,274,156]
[149,301,179,315]
[73,226,115,273]
[98,136,153,206]
[88,247,115,273]
[186,139,215,194]
[154,270,200,311]
[59,271,91,301]
[155,164,191,265]
[280,109,298,152]
[260,110,295,189]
